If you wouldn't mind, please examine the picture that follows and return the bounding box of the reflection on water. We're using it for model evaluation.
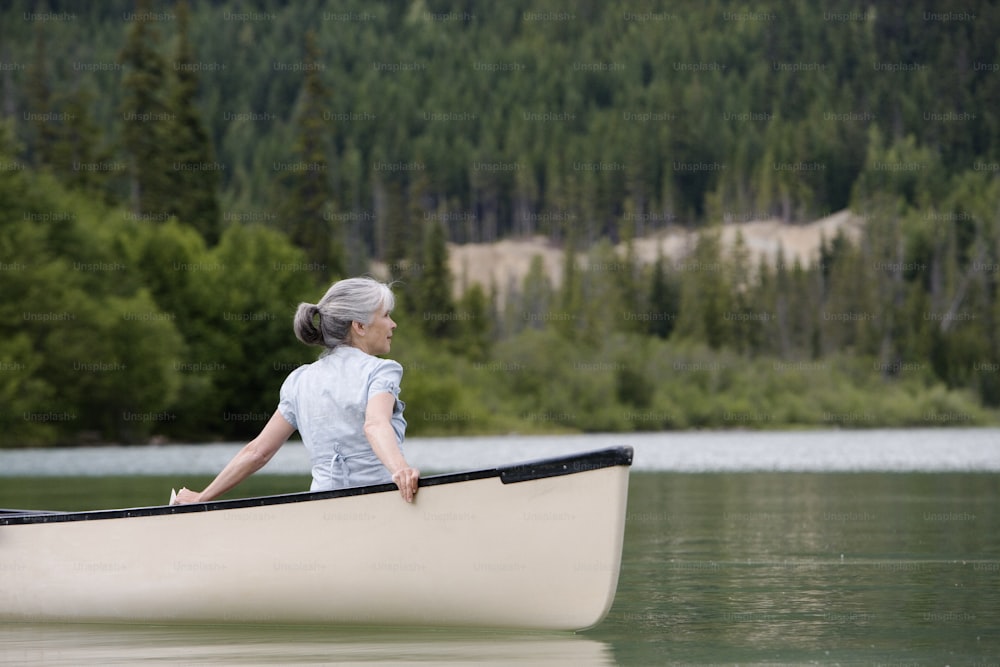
[1,624,613,666]
[593,472,1000,665]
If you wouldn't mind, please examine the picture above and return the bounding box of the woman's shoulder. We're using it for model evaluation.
[278,360,313,400]
[281,359,313,381]
[373,356,403,373]
[364,354,404,380]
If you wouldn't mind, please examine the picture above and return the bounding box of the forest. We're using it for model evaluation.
[1,0,998,446]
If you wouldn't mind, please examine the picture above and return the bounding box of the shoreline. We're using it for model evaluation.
[2,427,999,476]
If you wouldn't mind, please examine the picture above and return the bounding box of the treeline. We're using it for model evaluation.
[1,124,996,446]
[2,0,999,445]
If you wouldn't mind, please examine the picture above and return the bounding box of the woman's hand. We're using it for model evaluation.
[172,487,203,504]
[392,467,420,503]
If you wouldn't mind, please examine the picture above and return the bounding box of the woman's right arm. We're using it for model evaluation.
[173,410,296,504]
[364,392,419,502]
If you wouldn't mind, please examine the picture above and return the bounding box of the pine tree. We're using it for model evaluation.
[26,23,58,170]
[675,228,732,349]
[167,0,220,244]
[53,86,110,194]
[281,31,343,275]
[454,283,492,362]
[647,248,679,339]
[416,218,455,338]
[615,207,644,334]
[28,25,110,197]
[556,219,583,340]
[521,255,555,333]
[118,0,173,218]
[373,175,408,279]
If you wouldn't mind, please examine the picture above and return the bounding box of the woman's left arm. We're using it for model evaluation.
[364,392,419,502]
[173,410,295,504]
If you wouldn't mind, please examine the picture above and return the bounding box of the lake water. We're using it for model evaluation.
[2,429,999,665]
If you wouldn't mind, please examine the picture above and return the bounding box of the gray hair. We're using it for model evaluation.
[293,277,395,352]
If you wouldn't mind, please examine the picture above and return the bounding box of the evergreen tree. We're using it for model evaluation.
[118,0,173,218]
[614,208,644,334]
[577,239,628,345]
[26,21,110,196]
[416,218,455,338]
[26,23,58,170]
[520,255,555,333]
[167,0,221,244]
[376,177,408,279]
[647,248,679,339]
[52,86,112,195]
[556,219,583,340]
[281,30,343,275]
[454,283,492,362]
[675,228,732,349]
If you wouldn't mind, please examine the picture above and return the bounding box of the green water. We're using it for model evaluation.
[2,472,998,665]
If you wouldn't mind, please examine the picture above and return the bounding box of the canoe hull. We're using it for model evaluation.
[0,448,631,630]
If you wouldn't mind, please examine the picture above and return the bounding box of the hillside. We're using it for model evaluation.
[2,0,999,445]
[444,210,863,301]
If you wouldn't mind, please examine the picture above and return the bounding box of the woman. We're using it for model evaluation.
[172,277,419,504]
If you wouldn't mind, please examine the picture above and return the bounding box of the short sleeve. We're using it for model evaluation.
[368,359,403,400]
[370,359,407,444]
[277,365,307,429]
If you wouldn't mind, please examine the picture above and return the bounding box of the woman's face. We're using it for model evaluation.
[357,306,396,355]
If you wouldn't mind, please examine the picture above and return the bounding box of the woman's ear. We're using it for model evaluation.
[351,320,366,336]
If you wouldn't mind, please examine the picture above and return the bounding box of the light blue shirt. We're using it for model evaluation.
[277,346,406,491]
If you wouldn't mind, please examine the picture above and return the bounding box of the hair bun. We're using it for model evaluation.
[293,302,325,346]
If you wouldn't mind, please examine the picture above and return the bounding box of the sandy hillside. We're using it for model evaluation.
[443,210,863,302]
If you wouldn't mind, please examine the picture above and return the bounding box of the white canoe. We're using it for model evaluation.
[0,446,632,630]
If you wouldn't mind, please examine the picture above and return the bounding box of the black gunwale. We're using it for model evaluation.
[0,446,633,526]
